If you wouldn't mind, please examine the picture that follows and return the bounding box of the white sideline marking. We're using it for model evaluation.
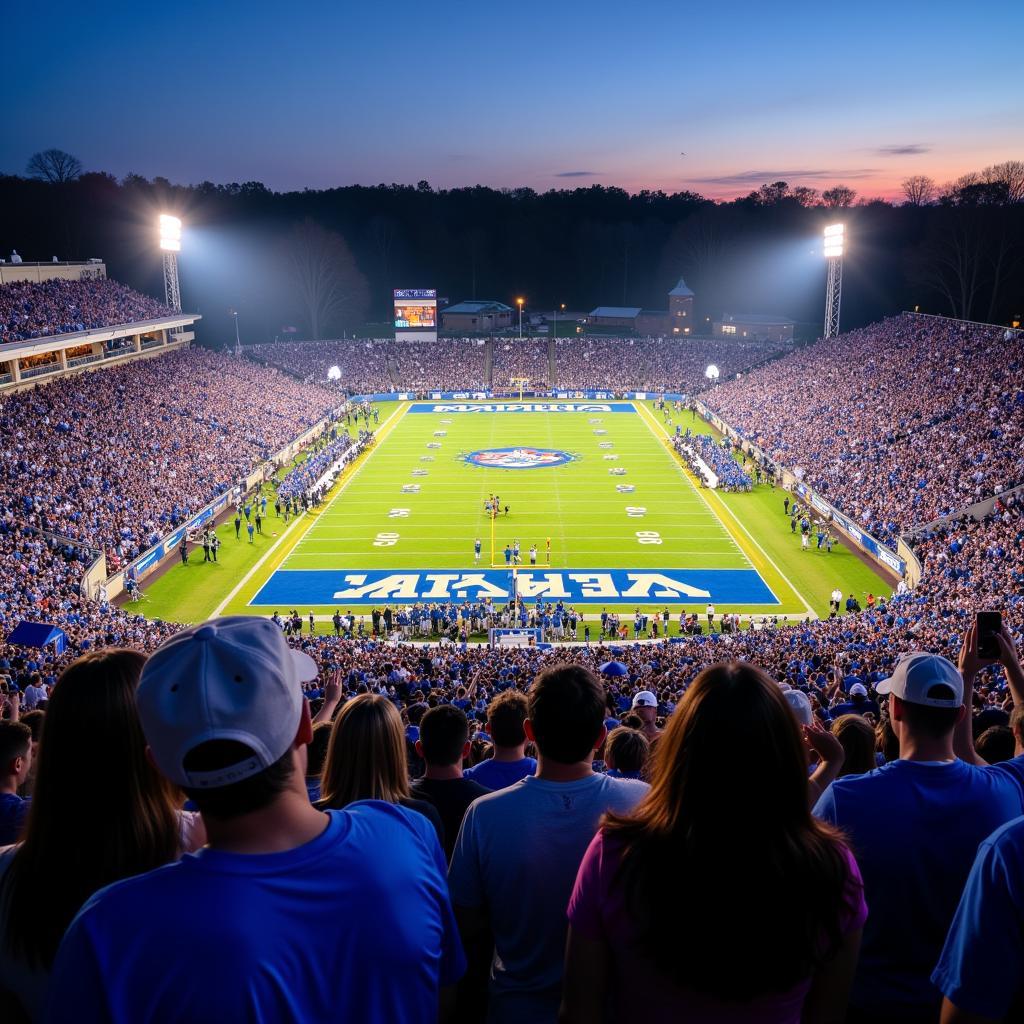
[211,403,406,617]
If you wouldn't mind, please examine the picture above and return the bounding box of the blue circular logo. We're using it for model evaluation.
[464,447,575,470]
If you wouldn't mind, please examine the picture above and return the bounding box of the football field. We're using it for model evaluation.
[221,399,826,617]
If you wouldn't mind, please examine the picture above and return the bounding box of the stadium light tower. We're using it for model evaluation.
[516,297,525,339]
[159,215,182,312]
[823,223,844,339]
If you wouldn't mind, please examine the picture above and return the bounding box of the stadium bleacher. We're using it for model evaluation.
[0,278,1022,1023]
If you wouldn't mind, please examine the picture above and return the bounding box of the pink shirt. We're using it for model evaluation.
[567,829,868,1024]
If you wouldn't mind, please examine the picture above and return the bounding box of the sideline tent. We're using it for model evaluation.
[5,622,68,656]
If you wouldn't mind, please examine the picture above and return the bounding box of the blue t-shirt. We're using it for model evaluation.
[46,803,465,1024]
[464,756,537,791]
[932,814,1024,1019]
[814,757,1024,1016]
[0,793,30,846]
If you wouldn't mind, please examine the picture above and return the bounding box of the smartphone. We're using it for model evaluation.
[977,611,1002,659]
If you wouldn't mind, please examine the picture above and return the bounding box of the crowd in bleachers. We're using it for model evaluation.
[554,336,783,392]
[0,278,175,345]
[386,339,488,391]
[0,348,339,564]
[703,314,1024,542]
[491,339,550,390]
[1,295,1024,1021]
[249,339,394,393]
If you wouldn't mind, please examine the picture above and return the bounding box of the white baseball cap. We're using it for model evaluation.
[849,683,868,697]
[138,616,319,789]
[632,690,657,709]
[875,653,963,709]
[783,689,814,726]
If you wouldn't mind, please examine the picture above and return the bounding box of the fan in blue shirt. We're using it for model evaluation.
[46,617,465,1024]
[814,635,1024,1023]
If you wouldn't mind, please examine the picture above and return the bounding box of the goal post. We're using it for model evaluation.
[510,376,530,400]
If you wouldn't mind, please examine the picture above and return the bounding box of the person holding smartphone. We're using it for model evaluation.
[812,622,1024,1024]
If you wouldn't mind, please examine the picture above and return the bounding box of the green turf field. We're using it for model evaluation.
[125,399,890,628]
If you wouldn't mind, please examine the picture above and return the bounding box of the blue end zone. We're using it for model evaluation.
[407,402,636,414]
[250,567,779,606]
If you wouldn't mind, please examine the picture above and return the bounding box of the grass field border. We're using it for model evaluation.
[632,401,817,619]
[216,401,410,616]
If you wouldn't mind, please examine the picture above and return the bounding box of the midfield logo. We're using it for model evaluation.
[463,447,576,470]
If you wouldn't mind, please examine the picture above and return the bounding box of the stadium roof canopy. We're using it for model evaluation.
[589,306,642,318]
[443,301,513,314]
[668,277,694,297]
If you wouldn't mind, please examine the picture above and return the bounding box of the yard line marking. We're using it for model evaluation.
[213,402,409,617]
[633,401,816,619]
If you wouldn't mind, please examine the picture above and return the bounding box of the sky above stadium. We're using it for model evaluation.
[5,0,1020,201]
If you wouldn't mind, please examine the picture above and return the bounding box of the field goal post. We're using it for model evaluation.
[510,376,530,400]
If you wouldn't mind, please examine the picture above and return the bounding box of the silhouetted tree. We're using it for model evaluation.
[284,220,370,339]
[822,186,856,208]
[901,175,937,206]
[26,149,82,184]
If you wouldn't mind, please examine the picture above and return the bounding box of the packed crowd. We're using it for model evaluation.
[0,348,340,563]
[2,609,1023,1023]
[0,278,175,345]
[554,336,783,392]
[703,314,1024,542]
[249,339,393,393]
[491,340,551,390]
[386,340,488,392]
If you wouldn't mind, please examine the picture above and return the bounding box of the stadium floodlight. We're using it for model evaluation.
[516,297,525,339]
[159,214,182,312]
[327,365,342,381]
[823,223,844,338]
[705,364,720,381]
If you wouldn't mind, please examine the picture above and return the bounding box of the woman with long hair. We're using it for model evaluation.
[317,693,442,842]
[562,662,866,1024]
[0,649,202,1021]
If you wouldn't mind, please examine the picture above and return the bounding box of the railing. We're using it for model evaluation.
[141,336,164,350]
[903,310,1024,336]
[67,352,103,368]
[19,362,60,379]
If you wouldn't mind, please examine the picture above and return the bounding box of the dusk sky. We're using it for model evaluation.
[5,0,1021,201]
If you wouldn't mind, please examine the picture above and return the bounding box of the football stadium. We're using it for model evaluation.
[2,4,1024,1022]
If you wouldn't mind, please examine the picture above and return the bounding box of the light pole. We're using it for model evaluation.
[823,223,845,338]
[553,301,565,338]
[229,308,241,355]
[158,215,182,312]
[516,297,524,339]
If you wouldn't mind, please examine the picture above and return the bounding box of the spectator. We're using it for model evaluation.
[830,682,880,719]
[0,650,198,1021]
[832,713,878,776]
[0,722,31,846]
[411,704,490,861]
[45,617,464,1022]
[449,664,647,1024]
[603,726,649,779]
[316,692,444,844]
[463,690,536,791]
[630,690,661,745]
[976,724,1016,765]
[304,721,332,802]
[813,627,1024,1023]
[563,661,865,1023]
[932,814,1024,1023]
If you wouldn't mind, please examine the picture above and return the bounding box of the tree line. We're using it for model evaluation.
[1,150,1021,343]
